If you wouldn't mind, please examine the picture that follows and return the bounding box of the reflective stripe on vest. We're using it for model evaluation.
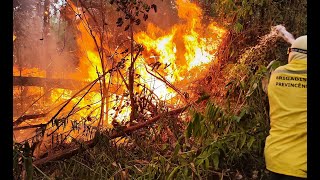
[273,69,307,75]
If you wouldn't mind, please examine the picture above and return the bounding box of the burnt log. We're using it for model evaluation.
[13,76,89,90]
[13,124,46,131]
[13,113,47,126]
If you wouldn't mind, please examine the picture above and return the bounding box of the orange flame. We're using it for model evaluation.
[134,0,226,98]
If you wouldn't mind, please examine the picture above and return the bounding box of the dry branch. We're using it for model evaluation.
[33,95,209,166]
[33,139,95,166]
[14,124,46,131]
[13,76,89,90]
[144,66,188,103]
[109,106,188,139]
[13,113,47,126]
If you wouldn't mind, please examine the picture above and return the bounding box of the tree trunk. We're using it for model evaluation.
[129,23,136,122]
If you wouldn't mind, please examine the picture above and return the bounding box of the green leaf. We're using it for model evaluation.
[173,143,181,156]
[160,156,165,164]
[234,22,243,33]
[212,153,220,170]
[13,149,19,172]
[168,166,180,180]
[204,158,210,169]
[242,0,247,6]
[206,103,221,122]
[230,48,235,57]
[240,134,247,149]
[195,158,204,166]
[267,60,281,72]
[234,134,240,147]
[239,108,247,119]
[232,115,241,123]
[194,112,200,123]
[246,83,258,97]
[249,9,253,15]
[193,112,202,136]
[247,136,255,149]
[24,156,33,180]
[162,144,168,151]
[197,150,209,159]
[240,81,245,89]
[183,166,188,176]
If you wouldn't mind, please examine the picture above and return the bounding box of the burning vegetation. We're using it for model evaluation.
[14,0,226,146]
[13,0,306,179]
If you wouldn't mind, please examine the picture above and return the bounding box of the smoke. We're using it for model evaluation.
[138,0,211,32]
[13,0,77,79]
[140,0,180,31]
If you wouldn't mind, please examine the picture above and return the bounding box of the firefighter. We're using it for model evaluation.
[264,34,307,179]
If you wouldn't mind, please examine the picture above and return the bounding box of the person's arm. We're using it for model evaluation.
[262,25,294,94]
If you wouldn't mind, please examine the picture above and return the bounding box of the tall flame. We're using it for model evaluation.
[134,0,226,97]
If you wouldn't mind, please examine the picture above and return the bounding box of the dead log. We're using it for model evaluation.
[13,76,88,90]
[13,124,46,131]
[33,139,96,166]
[13,114,47,126]
[32,95,209,166]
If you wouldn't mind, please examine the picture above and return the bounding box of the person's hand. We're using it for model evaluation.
[274,25,286,32]
[273,25,295,44]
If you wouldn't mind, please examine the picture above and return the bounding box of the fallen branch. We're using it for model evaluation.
[13,114,47,126]
[109,106,188,139]
[13,76,88,90]
[13,124,46,131]
[33,139,95,166]
[33,95,209,166]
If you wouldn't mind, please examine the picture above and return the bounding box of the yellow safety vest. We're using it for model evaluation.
[264,58,307,178]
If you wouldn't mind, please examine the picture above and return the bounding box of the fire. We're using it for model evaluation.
[13,0,226,145]
[58,0,226,124]
[134,0,226,96]
[69,23,103,81]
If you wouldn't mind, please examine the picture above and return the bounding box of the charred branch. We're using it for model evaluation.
[14,124,46,131]
[13,76,89,90]
[33,139,96,166]
[13,113,47,126]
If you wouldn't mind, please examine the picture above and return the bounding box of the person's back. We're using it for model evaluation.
[264,35,307,179]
